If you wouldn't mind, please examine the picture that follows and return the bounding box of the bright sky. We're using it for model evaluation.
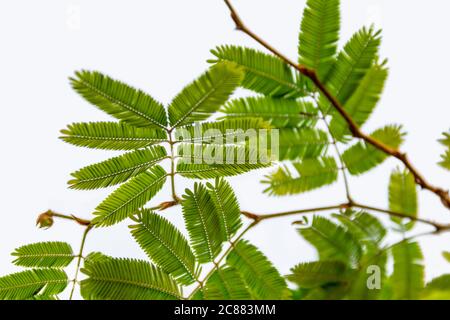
[1,0,449,298]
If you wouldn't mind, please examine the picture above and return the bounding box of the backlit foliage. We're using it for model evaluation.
[1,0,449,300]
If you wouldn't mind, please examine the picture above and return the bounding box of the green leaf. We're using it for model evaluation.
[439,131,450,170]
[278,128,329,160]
[333,211,386,245]
[422,275,450,300]
[443,251,450,263]
[182,183,223,263]
[69,146,168,190]
[298,216,362,266]
[206,178,242,241]
[203,267,252,300]
[332,212,388,299]
[342,125,405,175]
[174,118,271,144]
[389,168,418,227]
[168,62,243,128]
[320,27,381,114]
[92,166,167,227]
[0,269,68,300]
[71,70,168,128]
[421,290,450,300]
[426,275,450,291]
[28,295,58,300]
[301,283,349,300]
[129,210,199,286]
[263,157,338,196]
[329,63,388,141]
[390,241,424,300]
[210,45,303,98]
[176,144,271,179]
[12,242,74,268]
[298,0,340,78]
[83,252,113,270]
[80,258,181,300]
[221,96,318,128]
[60,122,167,151]
[427,274,450,290]
[440,151,450,171]
[177,162,269,180]
[287,260,349,288]
[226,240,288,300]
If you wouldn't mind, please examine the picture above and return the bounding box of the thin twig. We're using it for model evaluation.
[168,130,181,203]
[243,204,348,221]
[379,228,447,258]
[43,210,91,226]
[222,0,450,209]
[69,225,92,300]
[352,202,450,232]
[241,201,450,231]
[319,108,353,202]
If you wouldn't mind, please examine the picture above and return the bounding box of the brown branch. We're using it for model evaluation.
[38,210,91,227]
[157,200,179,211]
[222,0,450,210]
[244,204,348,221]
[241,201,450,232]
[351,202,450,232]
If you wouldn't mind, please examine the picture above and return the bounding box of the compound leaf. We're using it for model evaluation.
[70,70,167,128]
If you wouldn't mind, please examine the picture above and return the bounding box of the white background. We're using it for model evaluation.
[1,0,449,298]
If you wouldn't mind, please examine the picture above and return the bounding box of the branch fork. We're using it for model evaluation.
[222,0,450,210]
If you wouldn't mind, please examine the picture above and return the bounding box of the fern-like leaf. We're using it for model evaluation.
[203,267,252,300]
[342,125,405,175]
[92,166,167,227]
[320,27,381,114]
[60,122,167,150]
[80,258,181,300]
[0,269,68,300]
[389,168,418,227]
[206,178,242,241]
[176,144,271,179]
[70,70,168,128]
[181,183,223,263]
[329,63,388,141]
[69,146,168,190]
[83,252,112,270]
[210,45,303,98]
[129,210,199,286]
[278,128,329,161]
[28,295,58,300]
[226,240,288,300]
[443,252,450,263]
[421,274,450,299]
[390,241,424,300]
[298,0,340,78]
[287,260,349,288]
[177,163,269,180]
[333,211,386,244]
[12,242,74,268]
[168,62,243,128]
[263,157,338,196]
[439,131,450,170]
[298,216,362,266]
[221,96,318,128]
